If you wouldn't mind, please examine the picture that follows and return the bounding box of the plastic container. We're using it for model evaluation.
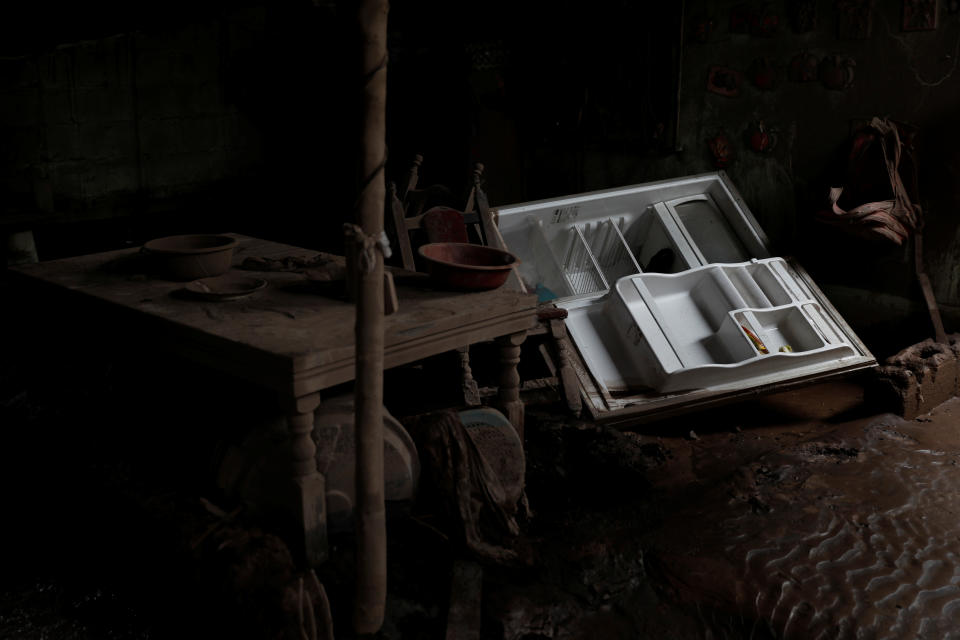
[418,242,519,290]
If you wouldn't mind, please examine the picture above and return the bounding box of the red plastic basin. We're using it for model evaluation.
[418,242,519,291]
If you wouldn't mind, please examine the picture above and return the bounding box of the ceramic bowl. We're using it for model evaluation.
[143,234,238,281]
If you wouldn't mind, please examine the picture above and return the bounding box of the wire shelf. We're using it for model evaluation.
[588,218,642,283]
[561,225,608,295]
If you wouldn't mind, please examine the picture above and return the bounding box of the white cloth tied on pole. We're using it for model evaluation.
[344,223,392,275]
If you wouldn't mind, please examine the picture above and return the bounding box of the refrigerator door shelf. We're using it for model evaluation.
[597,258,860,393]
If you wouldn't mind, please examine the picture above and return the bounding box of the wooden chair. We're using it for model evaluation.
[386,156,492,406]
[388,159,502,272]
[387,156,582,415]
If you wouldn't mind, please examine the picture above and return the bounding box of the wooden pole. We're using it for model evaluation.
[353,0,389,634]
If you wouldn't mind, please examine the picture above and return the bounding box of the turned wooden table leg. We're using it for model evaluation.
[458,345,481,407]
[286,392,327,566]
[495,331,527,441]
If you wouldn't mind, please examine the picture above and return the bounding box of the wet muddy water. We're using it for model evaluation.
[646,393,960,638]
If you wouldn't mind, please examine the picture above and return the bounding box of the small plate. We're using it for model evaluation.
[183,273,268,301]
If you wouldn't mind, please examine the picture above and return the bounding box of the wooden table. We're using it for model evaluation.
[9,234,537,566]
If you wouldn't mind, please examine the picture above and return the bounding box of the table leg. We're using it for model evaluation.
[550,319,582,415]
[495,331,527,441]
[286,392,327,566]
[458,345,481,407]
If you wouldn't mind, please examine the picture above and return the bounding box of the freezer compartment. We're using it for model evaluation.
[565,258,860,394]
[665,195,753,264]
[497,172,770,302]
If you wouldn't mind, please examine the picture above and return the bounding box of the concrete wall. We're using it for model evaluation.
[0,7,266,220]
[0,2,360,259]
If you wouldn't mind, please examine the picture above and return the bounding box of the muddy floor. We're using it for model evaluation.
[3,291,960,640]
[642,389,960,639]
[480,378,960,639]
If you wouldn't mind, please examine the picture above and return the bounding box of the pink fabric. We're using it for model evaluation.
[816,118,920,246]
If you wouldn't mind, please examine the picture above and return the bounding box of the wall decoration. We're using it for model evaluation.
[750,3,780,36]
[708,133,734,168]
[837,0,873,39]
[748,57,778,90]
[692,16,715,43]
[707,66,743,97]
[729,4,752,33]
[788,0,818,32]
[747,121,778,153]
[903,0,938,30]
[819,55,856,90]
[788,51,819,82]
[949,0,960,15]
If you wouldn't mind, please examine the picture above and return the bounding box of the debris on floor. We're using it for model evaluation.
[875,335,960,419]
[403,410,528,566]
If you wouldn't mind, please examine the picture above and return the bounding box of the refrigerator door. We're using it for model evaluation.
[495,171,875,423]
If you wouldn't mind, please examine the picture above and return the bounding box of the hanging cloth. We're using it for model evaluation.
[817,117,920,246]
[817,117,946,342]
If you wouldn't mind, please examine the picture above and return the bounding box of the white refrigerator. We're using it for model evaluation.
[494,171,876,424]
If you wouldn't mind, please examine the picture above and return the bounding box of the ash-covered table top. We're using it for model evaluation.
[10,234,537,395]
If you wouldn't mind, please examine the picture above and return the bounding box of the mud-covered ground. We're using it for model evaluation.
[3,286,960,640]
[644,393,960,639]
[503,380,960,639]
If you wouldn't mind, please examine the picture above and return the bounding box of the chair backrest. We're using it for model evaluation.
[388,156,484,271]
[421,207,469,244]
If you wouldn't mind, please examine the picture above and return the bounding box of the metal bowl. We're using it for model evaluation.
[417,242,519,291]
[142,234,238,281]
